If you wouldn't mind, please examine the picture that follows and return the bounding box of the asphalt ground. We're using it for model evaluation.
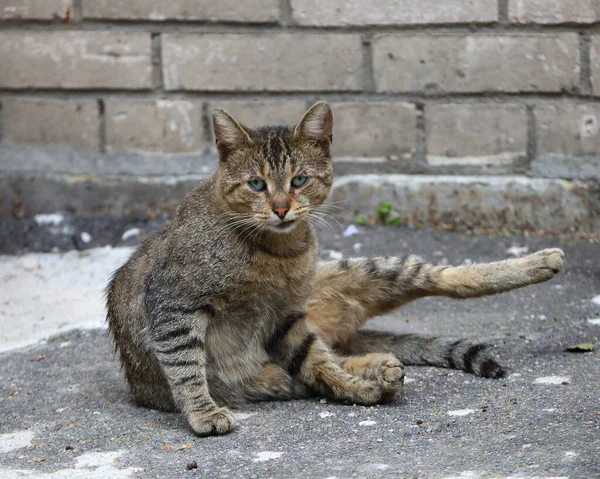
[0,217,598,478]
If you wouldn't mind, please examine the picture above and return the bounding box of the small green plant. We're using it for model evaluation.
[386,217,402,227]
[377,202,392,218]
[353,216,368,226]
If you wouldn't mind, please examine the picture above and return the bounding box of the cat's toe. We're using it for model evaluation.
[377,358,405,390]
[187,407,236,437]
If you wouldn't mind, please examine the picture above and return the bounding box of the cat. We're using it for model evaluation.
[106,101,564,436]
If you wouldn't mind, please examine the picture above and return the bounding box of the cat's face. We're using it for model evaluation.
[213,102,334,234]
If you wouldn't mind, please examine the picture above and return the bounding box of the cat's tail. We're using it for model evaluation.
[343,330,507,379]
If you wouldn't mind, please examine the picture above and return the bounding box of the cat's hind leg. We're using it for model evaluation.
[265,312,399,405]
[245,363,310,402]
[306,249,564,349]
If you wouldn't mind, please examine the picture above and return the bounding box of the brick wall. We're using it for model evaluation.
[0,0,599,181]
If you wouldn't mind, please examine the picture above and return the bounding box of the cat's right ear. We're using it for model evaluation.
[212,109,254,159]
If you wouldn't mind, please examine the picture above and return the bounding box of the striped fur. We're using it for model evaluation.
[106,102,564,436]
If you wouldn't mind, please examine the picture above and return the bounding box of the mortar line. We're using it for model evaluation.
[579,32,593,95]
[151,33,164,92]
[279,0,294,27]
[361,33,375,92]
[526,105,536,169]
[498,0,509,25]
[1,90,600,103]
[0,20,598,34]
[71,0,82,22]
[201,102,213,157]
[98,99,106,154]
[0,99,4,144]
[415,103,427,164]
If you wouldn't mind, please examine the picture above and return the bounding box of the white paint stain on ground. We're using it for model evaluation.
[534,376,570,385]
[0,431,34,453]
[253,451,283,462]
[358,420,376,426]
[403,377,416,384]
[121,228,140,241]
[33,214,64,226]
[506,245,529,257]
[234,412,256,421]
[0,450,141,478]
[319,411,334,419]
[0,246,133,352]
[587,318,600,325]
[592,295,600,305]
[447,409,475,417]
[343,224,359,237]
[328,250,343,260]
[542,408,557,412]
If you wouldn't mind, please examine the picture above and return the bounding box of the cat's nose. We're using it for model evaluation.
[272,202,290,219]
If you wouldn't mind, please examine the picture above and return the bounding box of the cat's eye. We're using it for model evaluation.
[291,175,308,188]
[248,178,267,192]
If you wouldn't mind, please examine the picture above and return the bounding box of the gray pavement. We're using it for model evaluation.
[1,222,599,478]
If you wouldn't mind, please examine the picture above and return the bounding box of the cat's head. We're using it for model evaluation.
[212,101,334,234]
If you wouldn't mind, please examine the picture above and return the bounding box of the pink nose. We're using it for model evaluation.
[273,205,289,219]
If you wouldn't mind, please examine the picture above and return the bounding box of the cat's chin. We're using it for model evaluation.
[265,220,298,234]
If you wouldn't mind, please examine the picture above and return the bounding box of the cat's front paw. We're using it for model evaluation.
[523,248,564,283]
[187,407,236,437]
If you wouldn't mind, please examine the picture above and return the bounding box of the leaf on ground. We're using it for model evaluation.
[564,343,594,353]
[162,445,172,451]
[179,444,191,450]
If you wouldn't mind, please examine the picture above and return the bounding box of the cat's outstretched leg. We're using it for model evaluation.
[147,308,236,436]
[306,249,563,376]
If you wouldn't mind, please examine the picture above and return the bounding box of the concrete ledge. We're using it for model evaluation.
[330,175,598,234]
[1,171,598,234]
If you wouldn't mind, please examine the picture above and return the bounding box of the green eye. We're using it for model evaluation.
[291,175,308,188]
[248,178,267,191]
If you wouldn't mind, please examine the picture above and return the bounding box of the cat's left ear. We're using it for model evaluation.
[293,101,333,148]
[212,108,254,159]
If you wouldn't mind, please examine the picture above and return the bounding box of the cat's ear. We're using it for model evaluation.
[293,101,333,145]
[212,108,254,158]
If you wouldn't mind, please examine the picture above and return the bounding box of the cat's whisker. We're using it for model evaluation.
[308,211,342,231]
[307,213,337,233]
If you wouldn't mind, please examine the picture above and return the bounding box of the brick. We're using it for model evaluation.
[331,102,418,160]
[535,104,600,158]
[82,0,278,22]
[1,98,99,150]
[105,100,203,154]
[162,34,363,91]
[592,36,600,95]
[0,0,71,20]
[0,32,152,89]
[426,104,527,166]
[373,34,579,93]
[291,0,496,26]
[509,0,599,24]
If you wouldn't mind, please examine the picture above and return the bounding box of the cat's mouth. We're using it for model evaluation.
[275,220,296,230]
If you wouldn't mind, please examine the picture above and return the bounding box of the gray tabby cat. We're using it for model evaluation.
[106,101,564,436]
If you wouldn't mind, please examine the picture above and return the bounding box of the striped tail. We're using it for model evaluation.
[343,330,507,379]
